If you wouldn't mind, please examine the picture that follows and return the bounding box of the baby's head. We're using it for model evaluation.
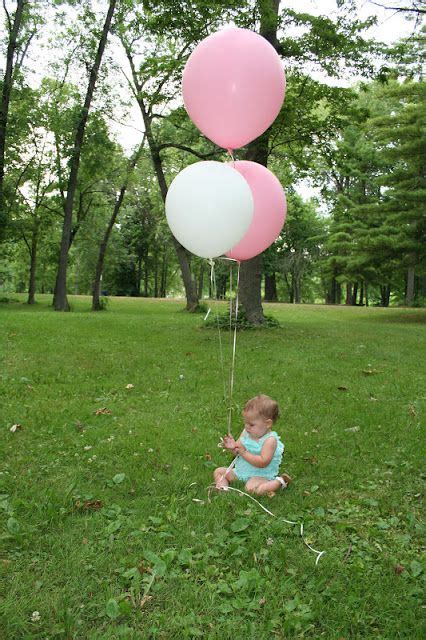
[242,394,279,438]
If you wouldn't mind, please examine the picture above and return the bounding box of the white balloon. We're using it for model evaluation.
[165,161,254,259]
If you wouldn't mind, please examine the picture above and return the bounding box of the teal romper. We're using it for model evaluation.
[234,430,284,481]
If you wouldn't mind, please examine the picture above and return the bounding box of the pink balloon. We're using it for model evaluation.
[182,28,285,150]
[225,161,286,261]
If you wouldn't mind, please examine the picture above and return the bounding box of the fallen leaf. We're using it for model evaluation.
[394,564,405,575]
[138,562,150,575]
[126,384,134,389]
[259,597,266,606]
[204,452,212,461]
[82,538,89,545]
[345,426,360,433]
[369,396,378,402]
[140,595,153,608]
[10,424,22,433]
[267,491,276,498]
[95,407,112,415]
[304,456,318,465]
[83,500,102,510]
[408,404,416,417]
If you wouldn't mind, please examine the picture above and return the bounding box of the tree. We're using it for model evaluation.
[356,79,426,305]
[237,0,380,323]
[0,0,39,241]
[116,0,247,311]
[54,0,117,311]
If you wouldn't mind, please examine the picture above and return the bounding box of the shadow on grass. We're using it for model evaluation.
[360,309,426,324]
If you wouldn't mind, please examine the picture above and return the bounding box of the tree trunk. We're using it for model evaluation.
[345,283,353,305]
[358,281,364,306]
[405,266,415,306]
[160,248,168,298]
[352,282,358,306]
[27,229,38,304]
[198,262,204,300]
[264,272,278,301]
[293,270,301,303]
[0,0,26,242]
[54,0,116,311]
[327,277,340,304]
[136,255,142,296]
[365,283,369,307]
[143,254,149,297]
[239,0,280,324]
[154,252,159,297]
[239,255,264,325]
[380,284,390,307]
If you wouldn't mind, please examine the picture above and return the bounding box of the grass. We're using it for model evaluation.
[0,295,425,639]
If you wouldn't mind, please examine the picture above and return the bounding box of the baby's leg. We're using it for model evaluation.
[245,477,282,495]
[214,467,237,489]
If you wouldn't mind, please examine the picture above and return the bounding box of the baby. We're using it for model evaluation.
[214,394,291,495]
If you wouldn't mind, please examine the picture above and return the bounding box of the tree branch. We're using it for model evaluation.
[368,1,426,13]
[157,142,219,159]
[2,0,12,33]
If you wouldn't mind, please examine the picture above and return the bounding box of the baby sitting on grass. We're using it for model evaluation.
[214,394,291,495]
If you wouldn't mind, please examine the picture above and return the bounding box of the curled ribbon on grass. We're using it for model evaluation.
[206,477,326,565]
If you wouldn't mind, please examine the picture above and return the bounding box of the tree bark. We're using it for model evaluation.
[358,281,364,306]
[405,266,415,306]
[345,283,353,305]
[380,284,390,307]
[54,0,116,311]
[154,253,159,298]
[198,262,204,300]
[27,228,38,304]
[0,0,26,241]
[239,0,281,324]
[160,248,168,298]
[239,256,264,324]
[143,253,149,296]
[264,272,278,301]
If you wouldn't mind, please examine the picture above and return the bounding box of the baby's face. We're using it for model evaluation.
[243,410,272,439]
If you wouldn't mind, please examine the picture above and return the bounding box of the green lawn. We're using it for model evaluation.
[0,296,425,639]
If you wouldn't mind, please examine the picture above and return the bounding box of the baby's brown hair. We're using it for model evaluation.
[243,394,279,423]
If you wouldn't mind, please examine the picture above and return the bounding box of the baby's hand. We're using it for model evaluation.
[223,434,237,450]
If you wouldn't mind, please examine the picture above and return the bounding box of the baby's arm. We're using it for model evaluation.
[235,436,277,468]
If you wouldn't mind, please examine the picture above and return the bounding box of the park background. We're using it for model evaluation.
[1,1,425,638]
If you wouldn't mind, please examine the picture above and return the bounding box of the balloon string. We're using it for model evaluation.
[208,259,227,404]
[227,261,240,436]
[227,148,236,167]
[207,484,326,564]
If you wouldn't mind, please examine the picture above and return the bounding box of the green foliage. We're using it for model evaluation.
[205,305,281,330]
